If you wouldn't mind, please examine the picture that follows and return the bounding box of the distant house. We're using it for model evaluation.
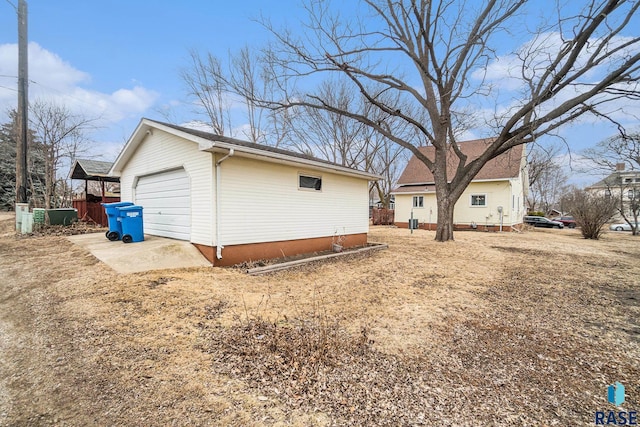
[109,118,380,266]
[391,139,528,231]
[586,163,640,220]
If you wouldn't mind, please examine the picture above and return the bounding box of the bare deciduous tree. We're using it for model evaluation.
[182,48,294,147]
[182,51,406,207]
[367,130,406,209]
[288,80,408,208]
[30,100,95,208]
[289,81,368,167]
[185,47,274,143]
[182,50,231,136]
[249,0,640,241]
[584,131,640,170]
[526,145,568,213]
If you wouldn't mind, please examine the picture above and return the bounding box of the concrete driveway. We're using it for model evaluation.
[67,233,211,274]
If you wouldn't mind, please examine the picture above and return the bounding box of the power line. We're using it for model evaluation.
[0,84,18,92]
[28,79,111,116]
[3,76,112,117]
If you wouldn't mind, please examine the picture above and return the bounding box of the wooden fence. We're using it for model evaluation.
[372,208,395,225]
[73,196,120,227]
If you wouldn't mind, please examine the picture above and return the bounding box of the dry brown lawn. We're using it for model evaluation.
[0,214,638,426]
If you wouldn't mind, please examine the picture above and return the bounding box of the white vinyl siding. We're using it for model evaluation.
[218,156,369,245]
[394,193,435,225]
[117,130,214,245]
[394,179,525,227]
[136,169,191,240]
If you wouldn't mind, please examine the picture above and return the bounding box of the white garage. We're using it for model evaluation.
[135,168,191,241]
[109,118,379,266]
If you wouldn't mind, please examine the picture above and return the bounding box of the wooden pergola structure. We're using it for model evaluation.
[70,159,120,226]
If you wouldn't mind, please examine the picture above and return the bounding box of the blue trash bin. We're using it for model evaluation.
[101,201,134,241]
[118,205,144,243]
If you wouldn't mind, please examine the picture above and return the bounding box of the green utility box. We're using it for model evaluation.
[46,208,78,225]
[32,208,46,224]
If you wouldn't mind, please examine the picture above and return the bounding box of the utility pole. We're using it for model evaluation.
[16,0,29,205]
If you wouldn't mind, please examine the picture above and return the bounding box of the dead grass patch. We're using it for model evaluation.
[0,220,639,425]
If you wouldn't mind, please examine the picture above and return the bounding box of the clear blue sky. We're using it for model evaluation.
[0,0,301,157]
[1,1,638,185]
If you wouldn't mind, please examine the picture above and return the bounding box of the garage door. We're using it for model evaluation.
[135,168,191,240]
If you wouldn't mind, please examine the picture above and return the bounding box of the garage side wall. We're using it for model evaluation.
[118,131,214,246]
[218,156,370,246]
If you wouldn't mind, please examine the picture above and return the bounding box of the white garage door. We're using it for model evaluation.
[135,168,191,240]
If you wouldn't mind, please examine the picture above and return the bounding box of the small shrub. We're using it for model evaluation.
[562,189,617,239]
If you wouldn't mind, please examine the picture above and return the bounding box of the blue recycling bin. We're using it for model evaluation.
[118,205,144,243]
[101,201,134,241]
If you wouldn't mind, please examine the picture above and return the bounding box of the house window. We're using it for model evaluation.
[628,189,634,200]
[413,196,424,208]
[299,174,322,191]
[470,194,487,206]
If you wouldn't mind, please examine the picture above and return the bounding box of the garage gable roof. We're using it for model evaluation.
[110,118,381,180]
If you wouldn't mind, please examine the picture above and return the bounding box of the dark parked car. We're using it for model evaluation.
[523,215,564,229]
[552,216,576,228]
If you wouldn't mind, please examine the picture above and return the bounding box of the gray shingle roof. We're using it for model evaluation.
[587,170,640,189]
[70,159,120,182]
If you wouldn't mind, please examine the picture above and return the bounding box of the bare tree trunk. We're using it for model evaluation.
[30,100,95,209]
[432,145,457,241]
[435,193,456,241]
[44,153,53,208]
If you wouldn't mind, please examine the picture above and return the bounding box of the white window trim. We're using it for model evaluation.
[470,194,487,207]
[298,173,323,191]
[412,195,424,208]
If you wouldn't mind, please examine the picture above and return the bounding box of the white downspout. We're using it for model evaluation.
[215,148,234,259]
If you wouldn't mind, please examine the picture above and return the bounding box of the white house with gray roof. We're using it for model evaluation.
[109,118,380,266]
